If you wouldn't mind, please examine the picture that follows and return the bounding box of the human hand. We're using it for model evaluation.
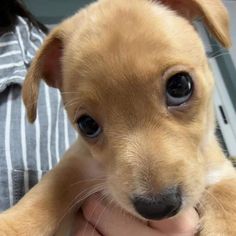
[74,194,199,236]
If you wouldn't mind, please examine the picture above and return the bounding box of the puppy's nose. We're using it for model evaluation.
[132,187,182,220]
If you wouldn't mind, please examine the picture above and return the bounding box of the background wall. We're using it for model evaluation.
[23,0,236,50]
[24,0,95,24]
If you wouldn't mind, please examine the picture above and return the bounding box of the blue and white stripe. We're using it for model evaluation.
[0,17,76,211]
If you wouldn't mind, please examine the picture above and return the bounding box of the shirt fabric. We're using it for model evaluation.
[0,16,76,211]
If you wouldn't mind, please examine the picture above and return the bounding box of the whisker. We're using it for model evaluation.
[64,99,80,109]
[56,183,105,228]
[209,48,229,59]
[203,189,227,216]
[69,177,106,188]
[83,193,108,236]
[72,184,106,210]
[93,194,113,234]
[61,91,81,95]
[211,52,230,59]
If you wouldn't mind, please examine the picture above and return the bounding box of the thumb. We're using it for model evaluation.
[149,208,199,235]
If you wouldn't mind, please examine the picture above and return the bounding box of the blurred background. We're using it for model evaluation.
[23,0,236,159]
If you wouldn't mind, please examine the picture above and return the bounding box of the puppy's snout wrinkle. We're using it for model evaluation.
[132,186,182,220]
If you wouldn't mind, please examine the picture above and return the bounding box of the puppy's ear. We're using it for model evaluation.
[158,0,231,48]
[22,21,70,123]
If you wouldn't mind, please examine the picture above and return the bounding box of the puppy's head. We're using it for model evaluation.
[23,0,231,220]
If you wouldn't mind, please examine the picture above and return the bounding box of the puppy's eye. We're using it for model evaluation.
[77,115,101,138]
[166,72,193,106]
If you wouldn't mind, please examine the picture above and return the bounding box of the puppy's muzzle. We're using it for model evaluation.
[132,186,182,220]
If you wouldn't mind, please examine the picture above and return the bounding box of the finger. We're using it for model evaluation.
[149,208,199,235]
[82,194,162,236]
[74,211,102,236]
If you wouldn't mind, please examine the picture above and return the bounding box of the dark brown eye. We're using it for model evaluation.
[166,72,193,106]
[77,115,101,138]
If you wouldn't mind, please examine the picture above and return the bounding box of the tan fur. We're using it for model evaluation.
[0,0,235,235]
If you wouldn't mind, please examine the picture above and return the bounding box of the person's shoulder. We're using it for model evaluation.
[16,16,46,40]
[0,16,45,93]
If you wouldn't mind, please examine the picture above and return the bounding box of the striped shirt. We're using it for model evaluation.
[0,16,76,211]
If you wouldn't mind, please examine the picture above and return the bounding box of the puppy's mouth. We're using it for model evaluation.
[130,186,182,220]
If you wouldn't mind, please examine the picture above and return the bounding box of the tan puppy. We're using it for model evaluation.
[0,0,236,235]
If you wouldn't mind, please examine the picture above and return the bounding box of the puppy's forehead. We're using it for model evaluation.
[63,0,205,99]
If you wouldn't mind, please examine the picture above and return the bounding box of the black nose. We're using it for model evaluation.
[132,187,182,220]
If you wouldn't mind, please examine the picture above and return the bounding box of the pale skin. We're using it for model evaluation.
[74,194,199,236]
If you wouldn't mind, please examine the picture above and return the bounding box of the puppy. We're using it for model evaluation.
[1,0,236,235]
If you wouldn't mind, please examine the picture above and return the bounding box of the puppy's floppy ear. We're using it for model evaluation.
[158,0,231,48]
[22,20,71,123]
